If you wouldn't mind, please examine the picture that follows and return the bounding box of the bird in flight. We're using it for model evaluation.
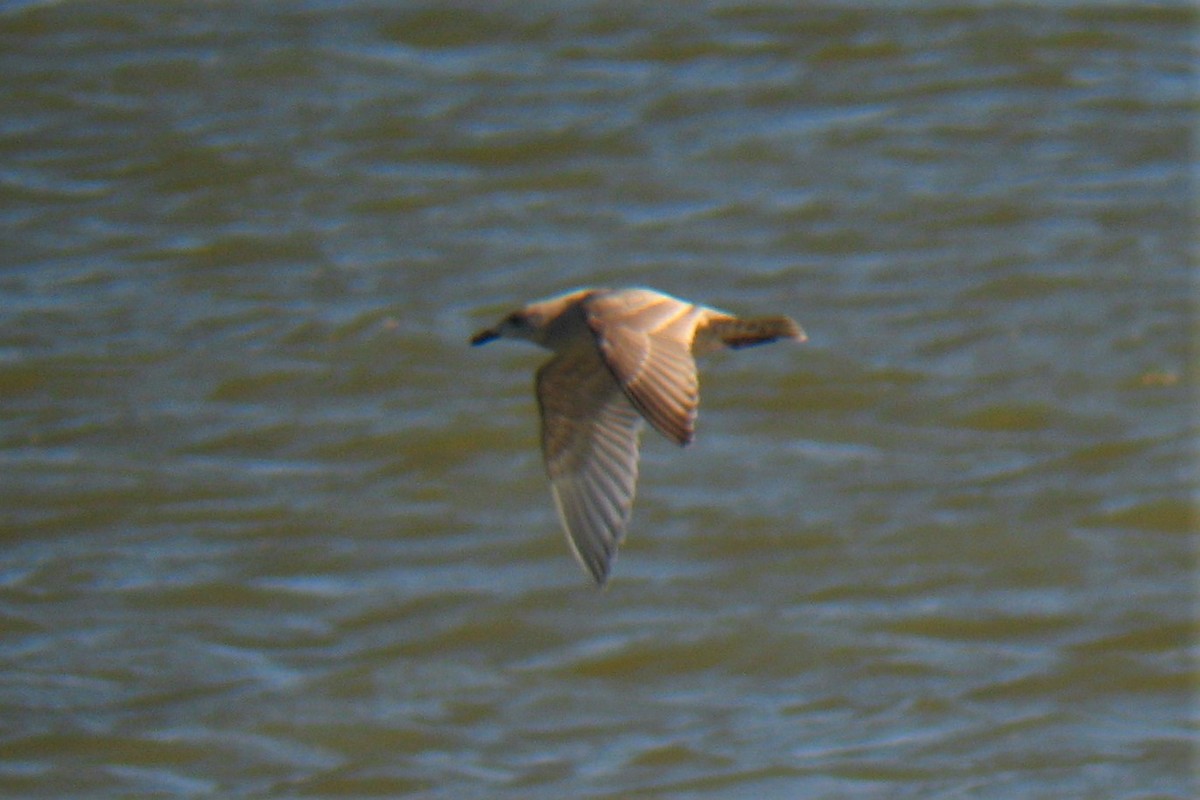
[471,287,805,586]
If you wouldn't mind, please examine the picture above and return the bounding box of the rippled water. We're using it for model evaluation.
[1,2,1195,798]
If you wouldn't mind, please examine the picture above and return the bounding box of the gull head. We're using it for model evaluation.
[470,309,547,346]
[470,289,597,349]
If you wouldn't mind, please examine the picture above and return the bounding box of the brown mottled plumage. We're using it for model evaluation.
[471,287,805,586]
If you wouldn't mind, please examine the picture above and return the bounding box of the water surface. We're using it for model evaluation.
[0,2,1195,798]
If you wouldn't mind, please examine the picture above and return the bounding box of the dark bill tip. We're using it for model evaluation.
[470,329,499,346]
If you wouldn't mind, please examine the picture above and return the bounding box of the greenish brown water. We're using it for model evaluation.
[0,2,1195,798]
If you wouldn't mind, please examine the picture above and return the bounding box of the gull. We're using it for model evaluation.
[471,287,805,586]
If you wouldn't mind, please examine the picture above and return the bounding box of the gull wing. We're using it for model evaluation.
[583,289,704,446]
[537,344,645,585]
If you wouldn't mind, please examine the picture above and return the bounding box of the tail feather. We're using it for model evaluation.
[707,315,806,349]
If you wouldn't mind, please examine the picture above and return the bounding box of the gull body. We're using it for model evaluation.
[471,287,805,586]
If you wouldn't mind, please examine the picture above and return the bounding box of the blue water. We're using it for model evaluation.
[0,3,1194,798]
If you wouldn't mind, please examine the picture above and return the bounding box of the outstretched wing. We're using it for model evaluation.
[537,344,645,585]
[583,289,704,446]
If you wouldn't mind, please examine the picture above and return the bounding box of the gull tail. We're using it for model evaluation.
[707,315,806,349]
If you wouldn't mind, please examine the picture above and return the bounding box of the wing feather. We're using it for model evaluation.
[583,290,704,446]
[537,344,644,585]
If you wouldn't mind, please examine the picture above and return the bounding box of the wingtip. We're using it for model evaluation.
[585,549,615,587]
